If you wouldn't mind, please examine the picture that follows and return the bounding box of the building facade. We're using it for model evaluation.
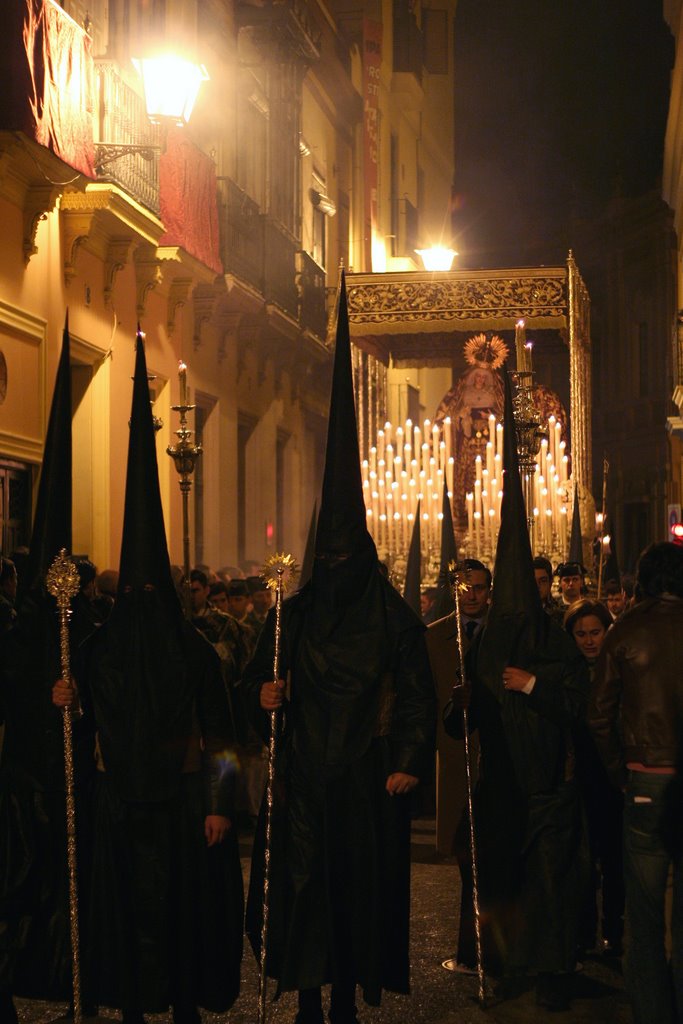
[0,0,457,573]
[664,0,683,544]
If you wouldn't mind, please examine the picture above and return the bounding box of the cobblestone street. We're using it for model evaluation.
[16,821,632,1024]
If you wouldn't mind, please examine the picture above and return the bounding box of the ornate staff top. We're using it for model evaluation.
[261,553,299,593]
[446,559,474,599]
[46,549,80,610]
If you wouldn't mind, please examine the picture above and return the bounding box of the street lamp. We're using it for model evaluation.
[95,53,208,170]
[415,246,458,272]
[132,54,209,125]
[167,361,202,618]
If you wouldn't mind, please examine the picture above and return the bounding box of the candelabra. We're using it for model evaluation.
[510,320,548,549]
[167,361,202,616]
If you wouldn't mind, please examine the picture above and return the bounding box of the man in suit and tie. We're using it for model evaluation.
[425,559,491,858]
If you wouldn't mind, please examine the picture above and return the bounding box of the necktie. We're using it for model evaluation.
[465,620,477,640]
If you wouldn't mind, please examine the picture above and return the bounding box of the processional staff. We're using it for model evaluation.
[257,552,299,1024]
[447,560,487,1007]
[46,549,83,1024]
[596,457,609,601]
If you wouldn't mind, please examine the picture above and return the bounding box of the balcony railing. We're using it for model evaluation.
[217,177,265,292]
[94,59,160,215]
[296,250,327,339]
[264,217,298,318]
[237,0,321,62]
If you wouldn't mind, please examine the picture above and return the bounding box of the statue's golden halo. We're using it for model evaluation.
[464,333,508,370]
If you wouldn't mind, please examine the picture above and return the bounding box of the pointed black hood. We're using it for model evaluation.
[486,364,544,631]
[298,502,318,590]
[117,330,177,610]
[23,315,72,597]
[314,272,375,560]
[568,484,583,565]
[431,483,458,620]
[89,330,194,804]
[403,502,422,616]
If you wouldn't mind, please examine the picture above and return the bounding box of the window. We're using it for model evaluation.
[237,413,257,562]
[0,460,31,555]
[236,68,268,207]
[423,9,449,74]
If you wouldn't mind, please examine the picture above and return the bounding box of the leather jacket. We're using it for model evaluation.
[588,594,683,787]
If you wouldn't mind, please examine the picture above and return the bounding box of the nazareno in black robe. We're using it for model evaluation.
[0,589,96,1002]
[244,552,436,1006]
[445,613,589,976]
[79,587,243,1014]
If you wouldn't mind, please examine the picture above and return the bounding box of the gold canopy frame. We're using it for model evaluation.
[345,250,592,495]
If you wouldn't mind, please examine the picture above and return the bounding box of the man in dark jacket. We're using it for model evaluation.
[244,275,436,1024]
[589,541,683,1024]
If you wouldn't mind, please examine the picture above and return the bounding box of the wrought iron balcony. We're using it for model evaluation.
[217,177,265,292]
[296,250,327,339]
[237,0,321,62]
[264,217,298,318]
[94,59,161,215]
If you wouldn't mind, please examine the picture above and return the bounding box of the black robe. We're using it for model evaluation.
[244,571,436,1005]
[0,591,96,1001]
[79,593,243,1013]
[445,616,589,976]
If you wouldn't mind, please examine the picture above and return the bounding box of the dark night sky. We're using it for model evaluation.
[451,0,675,268]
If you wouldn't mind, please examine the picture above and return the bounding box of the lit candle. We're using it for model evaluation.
[444,416,452,467]
[496,422,504,461]
[474,511,481,557]
[486,441,494,480]
[179,360,188,405]
[515,319,527,372]
[384,421,392,449]
[467,493,474,549]
[475,454,482,483]
[559,505,568,554]
[548,415,556,464]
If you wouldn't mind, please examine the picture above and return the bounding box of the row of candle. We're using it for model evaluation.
[465,415,570,560]
[363,416,458,555]
[362,411,572,567]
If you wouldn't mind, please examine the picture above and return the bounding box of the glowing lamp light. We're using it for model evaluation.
[415,246,458,272]
[133,54,209,125]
